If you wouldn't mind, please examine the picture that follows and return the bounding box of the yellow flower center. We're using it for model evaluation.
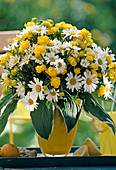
[13,59,18,65]
[36,55,43,61]
[70,78,76,85]
[69,33,76,35]
[24,58,28,63]
[50,57,55,62]
[28,99,34,105]
[50,90,56,96]
[106,86,109,93]
[86,78,92,85]
[98,59,103,65]
[58,62,62,68]
[36,85,41,92]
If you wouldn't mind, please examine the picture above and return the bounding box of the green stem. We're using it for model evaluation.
[64,89,73,98]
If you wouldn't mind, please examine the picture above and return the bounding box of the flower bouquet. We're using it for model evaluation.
[0,18,116,154]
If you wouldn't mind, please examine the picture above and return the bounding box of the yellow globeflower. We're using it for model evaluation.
[37,36,49,45]
[91,69,98,78]
[46,67,58,77]
[98,85,105,97]
[68,56,77,67]
[33,45,45,56]
[80,43,87,49]
[70,41,79,46]
[51,77,60,88]
[41,20,54,28]
[24,21,35,27]
[78,51,85,57]
[86,51,95,58]
[90,63,98,70]
[4,77,11,87]
[20,41,30,50]
[35,65,46,73]
[86,56,94,62]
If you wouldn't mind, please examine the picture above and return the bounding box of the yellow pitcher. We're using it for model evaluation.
[100,112,116,155]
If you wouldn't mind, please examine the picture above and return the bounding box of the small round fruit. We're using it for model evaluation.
[1,143,19,157]
[73,145,89,156]
[91,118,104,133]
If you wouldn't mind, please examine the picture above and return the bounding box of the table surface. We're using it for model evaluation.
[2,167,116,170]
[1,147,116,170]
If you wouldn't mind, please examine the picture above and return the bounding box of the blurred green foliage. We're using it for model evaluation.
[0,0,116,147]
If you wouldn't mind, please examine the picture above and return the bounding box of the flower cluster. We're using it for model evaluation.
[0,18,116,111]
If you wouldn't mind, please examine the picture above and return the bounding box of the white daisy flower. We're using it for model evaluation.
[21,25,48,35]
[28,77,44,100]
[16,82,25,98]
[104,83,113,100]
[44,52,59,65]
[1,70,9,79]
[65,72,82,92]
[59,42,72,55]
[103,75,113,100]
[22,92,38,111]
[19,55,30,67]
[46,40,62,53]
[25,45,35,57]
[103,47,115,61]
[94,54,107,72]
[9,55,20,68]
[61,42,72,49]
[80,59,90,68]
[46,89,59,102]
[31,55,44,64]
[82,72,98,93]
[103,74,109,86]
[62,28,81,39]
[55,58,66,73]
[71,46,81,58]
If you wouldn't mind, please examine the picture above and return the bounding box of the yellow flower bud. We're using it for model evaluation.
[12,80,17,87]
[2,85,8,96]
[80,43,86,49]
[78,51,85,57]
[11,69,17,76]
[59,92,65,97]
[43,86,48,91]
[76,98,81,106]
[106,55,112,64]
[68,56,77,67]
[74,68,81,74]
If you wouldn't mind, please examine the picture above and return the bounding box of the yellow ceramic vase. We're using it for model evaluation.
[100,112,116,155]
[38,107,78,157]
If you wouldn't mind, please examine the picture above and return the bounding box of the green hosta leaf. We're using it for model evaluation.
[0,91,15,113]
[79,92,115,134]
[30,99,53,140]
[58,93,82,133]
[0,99,18,134]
